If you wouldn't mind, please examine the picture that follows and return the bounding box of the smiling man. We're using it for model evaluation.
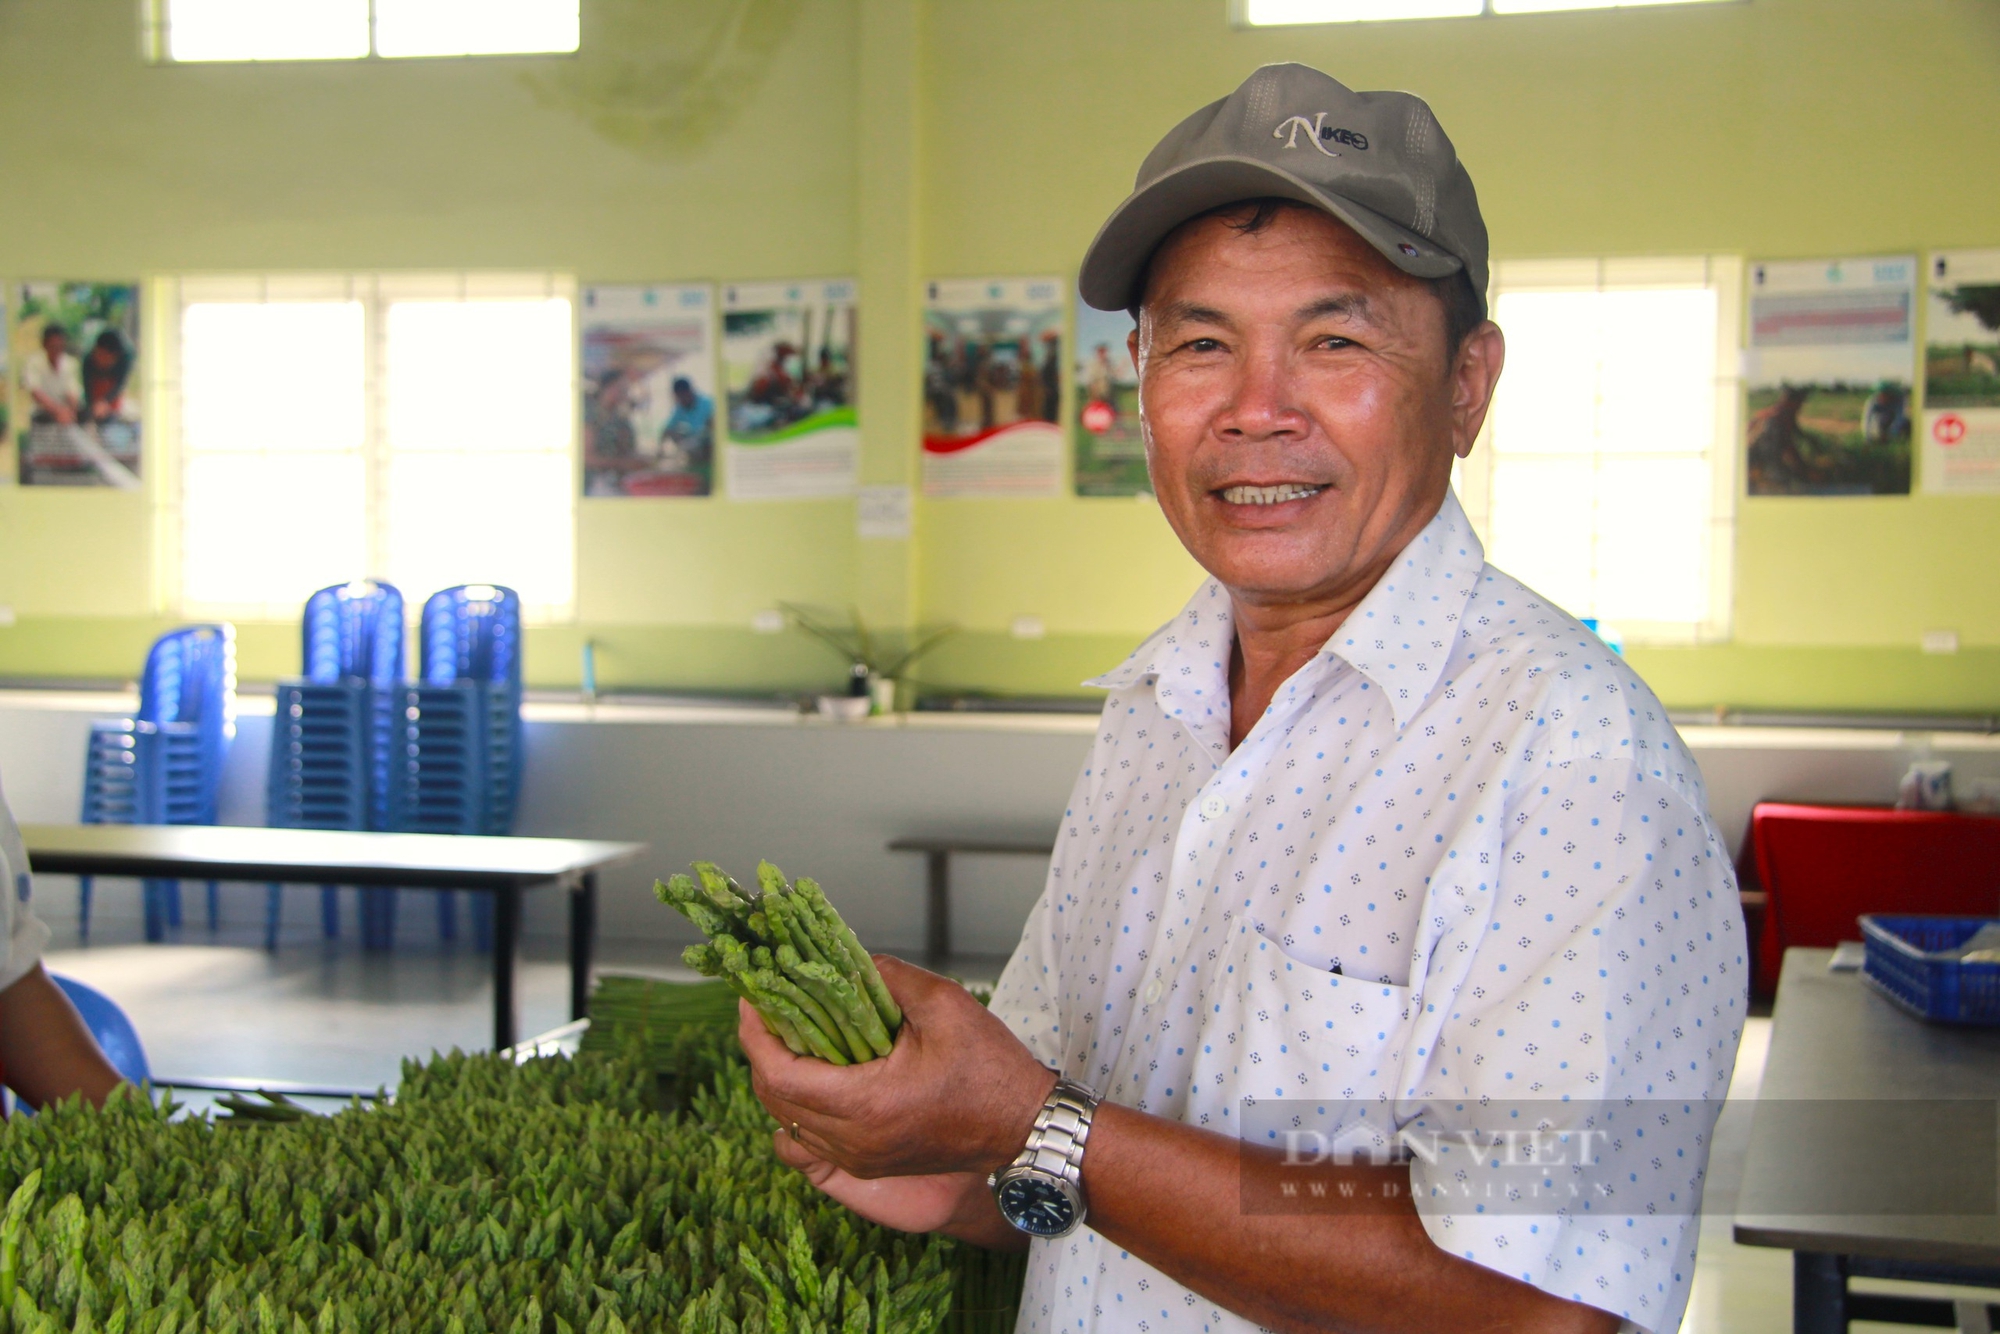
[742,64,1747,1334]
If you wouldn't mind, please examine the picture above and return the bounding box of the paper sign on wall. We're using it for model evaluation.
[581,284,716,498]
[1921,250,2000,495]
[11,281,141,488]
[921,277,1063,498]
[722,279,859,500]
[1073,294,1148,497]
[1744,256,1916,496]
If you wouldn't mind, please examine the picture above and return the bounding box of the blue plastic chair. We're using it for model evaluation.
[78,626,236,940]
[13,975,151,1116]
[266,581,404,949]
[405,585,524,947]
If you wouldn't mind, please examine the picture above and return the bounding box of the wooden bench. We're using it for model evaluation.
[887,837,1054,961]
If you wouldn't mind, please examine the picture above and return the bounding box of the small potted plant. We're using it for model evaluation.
[782,604,955,717]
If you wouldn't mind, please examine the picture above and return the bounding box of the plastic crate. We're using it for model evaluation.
[1860,914,2000,1026]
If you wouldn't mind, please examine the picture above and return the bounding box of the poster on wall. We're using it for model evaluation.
[1744,255,1916,496]
[1073,295,1147,496]
[10,281,141,488]
[920,277,1063,498]
[1921,249,2000,495]
[721,279,859,500]
[581,283,715,497]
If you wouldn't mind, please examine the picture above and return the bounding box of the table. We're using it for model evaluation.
[22,824,645,1052]
[887,836,1052,961]
[1734,947,2000,1332]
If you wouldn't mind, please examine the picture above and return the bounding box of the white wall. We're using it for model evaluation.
[4,692,1995,955]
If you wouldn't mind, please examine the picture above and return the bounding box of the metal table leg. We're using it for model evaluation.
[491,884,521,1052]
[1795,1252,1847,1334]
[570,872,598,1021]
[925,850,950,963]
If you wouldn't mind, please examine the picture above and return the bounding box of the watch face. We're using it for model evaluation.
[997,1174,1078,1237]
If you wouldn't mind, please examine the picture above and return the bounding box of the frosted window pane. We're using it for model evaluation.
[1245,0,1481,21]
[384,298,573,612]
[374,0,580,56]
[384,454,574,611]
[181,455,367,610]
[1592,458,1709,623]
[182,303,365,453]
[1487,457,1596,616]
[1491,291,1602,456]
[1595,288,1715,455]
[166,0,368,60]
[385,300,572,453]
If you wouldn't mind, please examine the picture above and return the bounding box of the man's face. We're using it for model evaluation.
[1132,206,1500,612]
[674,384,695,408]
[42,331,65,359]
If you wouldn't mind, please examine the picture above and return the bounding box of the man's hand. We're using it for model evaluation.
[768,1132,1017,1246]
[738,956,1055,1181]
[0,964,123,1110]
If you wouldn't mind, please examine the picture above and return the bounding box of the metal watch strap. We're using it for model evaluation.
[1012,1077,1098,1185]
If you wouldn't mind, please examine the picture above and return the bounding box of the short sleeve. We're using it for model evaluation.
[0,777,51,995]
[1399,758,1748,1334]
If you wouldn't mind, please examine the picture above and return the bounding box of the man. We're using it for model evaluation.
[743,64,1745,1334]
[23,323,82,425]
[660,376,715,464]
[0,772,125,1111]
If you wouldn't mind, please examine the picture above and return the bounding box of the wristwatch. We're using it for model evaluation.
[989,1076,1099,1239]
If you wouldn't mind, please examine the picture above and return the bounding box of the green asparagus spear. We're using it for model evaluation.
[796,877,902,1031]
[788,954,893,1059]
[773,945,875,1064]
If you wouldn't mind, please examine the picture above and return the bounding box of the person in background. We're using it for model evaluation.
[661,376,715,467]
[81,330,134,425]
[0,775,123,1112]
[742,63,1744,1334]
[1037,329,1061,423]
[22,323,82,426]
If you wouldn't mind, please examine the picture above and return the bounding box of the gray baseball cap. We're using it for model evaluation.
[1078,63,1488,316]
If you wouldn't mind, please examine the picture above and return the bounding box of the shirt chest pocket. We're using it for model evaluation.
[1182,919,1417,1136]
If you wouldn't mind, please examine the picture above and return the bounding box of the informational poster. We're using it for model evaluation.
[920,277,1063,498]
[1073,296,1147,496]
[721,279,858,500]
[581,283,715,497]
[11,281,141,488]
[1744,256,1916,496]
[1921,249,2000,495]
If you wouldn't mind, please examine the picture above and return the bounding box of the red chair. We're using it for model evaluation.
[1751,802,2000,992]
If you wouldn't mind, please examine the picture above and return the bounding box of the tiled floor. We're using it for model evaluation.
[38,902,1973,1332]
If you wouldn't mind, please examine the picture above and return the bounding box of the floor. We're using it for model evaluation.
[27,891,1989,1332]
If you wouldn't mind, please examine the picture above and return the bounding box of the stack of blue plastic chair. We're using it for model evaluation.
[266,581,403,950]
[78,625,237,941]
[390,585,524,947]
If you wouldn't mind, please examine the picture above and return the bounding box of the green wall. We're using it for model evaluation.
[2,0,1998,711]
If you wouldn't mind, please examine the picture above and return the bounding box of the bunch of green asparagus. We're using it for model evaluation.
[656,862,902,1065]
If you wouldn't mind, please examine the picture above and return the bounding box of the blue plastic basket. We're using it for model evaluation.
[1860,914,2000,1026]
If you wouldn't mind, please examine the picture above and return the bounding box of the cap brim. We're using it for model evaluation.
[1077,155,1464,312]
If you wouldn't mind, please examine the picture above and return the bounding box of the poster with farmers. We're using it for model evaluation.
[1073,295,1147,497]
[11,281,141,487]
[721,279,858,500]
[920,277,1063,498]
[1744,256,1916,496]
[1920,249,2000,495]
[581,283,716,497]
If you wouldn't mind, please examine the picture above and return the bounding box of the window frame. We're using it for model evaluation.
[142,0,582,64]
[157,271,579,625]
[1453,255,1742,647]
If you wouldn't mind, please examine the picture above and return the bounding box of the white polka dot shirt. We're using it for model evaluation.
[991,490,1747,1334]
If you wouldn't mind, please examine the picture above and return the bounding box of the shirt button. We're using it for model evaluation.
[1142,979,1164,1005]
[1201,796,1224,817]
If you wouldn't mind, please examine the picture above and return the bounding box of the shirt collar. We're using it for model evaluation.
[1322,488,1486,730]
[1085,490,1485,732]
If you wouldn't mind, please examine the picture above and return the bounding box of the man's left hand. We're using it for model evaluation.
[738,956,1055,1180]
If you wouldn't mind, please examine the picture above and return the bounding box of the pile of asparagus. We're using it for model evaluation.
[657,862,902,1066]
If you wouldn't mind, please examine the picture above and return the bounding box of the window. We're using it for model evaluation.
[1236,0,1729,23]
[1453,258,1740,645]
[154,0,579,62]
[169,274,576,622]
